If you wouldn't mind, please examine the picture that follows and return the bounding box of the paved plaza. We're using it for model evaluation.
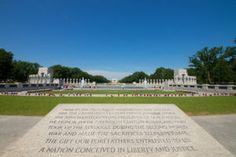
[0,114,235,156]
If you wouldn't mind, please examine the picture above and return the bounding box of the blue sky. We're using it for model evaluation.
[0,0,236,79]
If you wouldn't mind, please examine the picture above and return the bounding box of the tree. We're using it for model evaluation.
[213,57,232,84]
[11,61,40,82]
[187,68,197,76]
[51,65,70,78]
[149,67,174,79]
[189,46,236,84]
[0,48,13,82]
[119,71,149,83]
[51,65,91,79]
[92,75,110,83]
[189,47,222,84]
[223,46,236,83]
[50,65,109,83]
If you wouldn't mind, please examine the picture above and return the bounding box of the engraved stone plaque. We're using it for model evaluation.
[1,104,234,157]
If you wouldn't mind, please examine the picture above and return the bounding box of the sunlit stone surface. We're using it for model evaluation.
[2,104,233,157]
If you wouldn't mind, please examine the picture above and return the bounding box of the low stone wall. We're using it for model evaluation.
[0,83,60,92]
[166,84,236,94]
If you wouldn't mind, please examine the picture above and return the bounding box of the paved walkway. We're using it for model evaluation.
[0,115,235,156]
[192,114,236,156]
[0,116,42,155]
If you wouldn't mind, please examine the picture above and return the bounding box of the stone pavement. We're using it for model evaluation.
[192,114,236,156]
[0,116,42,156]
[0,114,235,156]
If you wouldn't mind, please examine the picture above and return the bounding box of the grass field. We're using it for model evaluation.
[50,90,188,94]
[0,96,235,116]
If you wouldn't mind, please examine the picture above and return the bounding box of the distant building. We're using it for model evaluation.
[111,79,118,84]
[28,67,54,84]
[174,69,197,84]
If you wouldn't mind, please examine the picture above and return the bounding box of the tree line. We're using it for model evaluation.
[0,38,235,84]
[0,49,40,83]
[51,65,109,83]
[0,49,109,83]
[189,46,236,84]
[119,67,174,83]
[120,38,236,84]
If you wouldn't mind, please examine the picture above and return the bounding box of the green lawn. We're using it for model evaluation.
[50,90,187,94]
[0,96,236,116]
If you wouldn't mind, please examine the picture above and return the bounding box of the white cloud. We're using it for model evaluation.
[86,70,131,80]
